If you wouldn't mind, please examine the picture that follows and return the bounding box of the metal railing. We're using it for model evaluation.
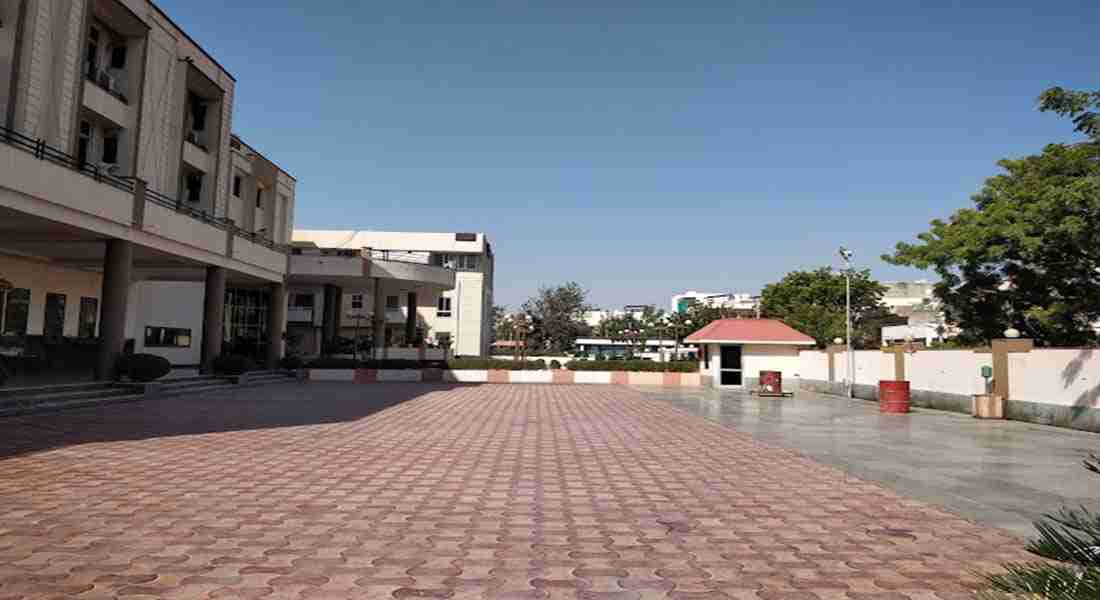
[0,124,134,193]
[85,67,129,104]
[0,123,290,254]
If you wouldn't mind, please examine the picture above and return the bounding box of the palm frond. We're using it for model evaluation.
[982,562,1100,599]
[1026,507,1100,566]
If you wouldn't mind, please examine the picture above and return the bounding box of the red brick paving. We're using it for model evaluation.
[0,383,1030,599]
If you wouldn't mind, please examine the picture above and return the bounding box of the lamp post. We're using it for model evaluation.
[838,247,854,398]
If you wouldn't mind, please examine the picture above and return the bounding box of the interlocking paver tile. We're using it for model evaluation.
[0,383,1033,599]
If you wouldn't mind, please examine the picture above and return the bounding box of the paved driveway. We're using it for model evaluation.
[0,383,1029,599]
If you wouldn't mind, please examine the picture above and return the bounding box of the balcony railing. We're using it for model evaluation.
[1,124,134,193]
[85,66,128,104]
[0,124,291,253]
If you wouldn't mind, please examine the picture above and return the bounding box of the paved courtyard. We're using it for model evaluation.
[639,387,1100,538]
[0,383,1032,599]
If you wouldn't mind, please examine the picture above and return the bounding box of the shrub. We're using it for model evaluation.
[360,359,423,370]
[212,354,256,375]
[550,359,562,370]
[565,360,698,373]
[116,353,171,382]
[305,356,359,369]
[279,355,304,369]
[447,358,546,371]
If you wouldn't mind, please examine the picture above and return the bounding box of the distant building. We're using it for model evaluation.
[671,291,758,315]
[583,305,653,328]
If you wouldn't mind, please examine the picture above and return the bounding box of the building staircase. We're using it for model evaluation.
[0,370,300,417]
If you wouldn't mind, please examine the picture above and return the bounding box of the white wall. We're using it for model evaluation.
[126,281,205,365]
[702,343,802,387]
[798,350,829,381]
[0,254,102,337]
[907,350,991,396]
[1009,349,1100,408]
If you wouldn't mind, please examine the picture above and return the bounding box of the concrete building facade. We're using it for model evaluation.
[0,0,294,377]
[292,230,495,357]
[671,291,759,315]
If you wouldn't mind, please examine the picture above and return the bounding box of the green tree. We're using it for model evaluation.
[490,305,508,343]
[981,454,1100,599]
[886,88,1100,346]
[522,282,592,354]
[759,267,887,348]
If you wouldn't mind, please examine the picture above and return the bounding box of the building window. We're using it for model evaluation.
[232,175,242,197]
[101,131,119,164]
[43,293,66,338]
[2,288,30,336]
[292,293,314,308]
[351,294,363,309]
[78,297,99,338]
[185,173,202,203]
[144,326,191,348]
[385,295,399,309]
[458,255,479,270]
[77,121,92,165]
[437,296,452,317]
[85,26,100,77]
[255,188,263,209]
[224,288,270,358]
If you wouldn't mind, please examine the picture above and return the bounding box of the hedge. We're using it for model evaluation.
[566,360,698,373]
[305,357,548,371]
[116,353,171,382]
[212,354,257,375]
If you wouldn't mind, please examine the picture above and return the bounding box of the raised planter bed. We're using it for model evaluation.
[305,368,702,387]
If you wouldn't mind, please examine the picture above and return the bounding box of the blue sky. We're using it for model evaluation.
[160,0,1097,310]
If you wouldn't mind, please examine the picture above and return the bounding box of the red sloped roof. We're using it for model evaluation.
[684,319,815,345]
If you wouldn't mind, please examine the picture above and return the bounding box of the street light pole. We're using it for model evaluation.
[839,247,854,398]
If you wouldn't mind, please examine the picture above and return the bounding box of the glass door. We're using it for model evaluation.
[719,345,743,386]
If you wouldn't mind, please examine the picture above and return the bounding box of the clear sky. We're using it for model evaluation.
[160,0,1097,310]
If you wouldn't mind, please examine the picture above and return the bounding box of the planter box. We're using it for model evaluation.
[309,369,355,381]
[444,369,488,383]
[509,370,553,384]
[628,372,663,386]
[573,371,612,384]
[377,369,422,382]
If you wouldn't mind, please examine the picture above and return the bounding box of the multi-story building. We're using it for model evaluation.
[881,281,936,314]
[292,230,494,357]
[0,0,294,378]
[671,291,758,315]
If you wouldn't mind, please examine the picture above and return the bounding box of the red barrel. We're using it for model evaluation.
[879,380,911,414]
[760,370,783,394]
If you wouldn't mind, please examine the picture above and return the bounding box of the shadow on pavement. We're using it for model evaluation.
[0,381,470,461]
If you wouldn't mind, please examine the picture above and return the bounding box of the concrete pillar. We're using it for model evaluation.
[266,281,287,368]
[200,266,226,373]
[405,292,417,346]
[372,278,385,359]
[95,239,133,380]
[991,338,1033,400]
[322,284,337,348]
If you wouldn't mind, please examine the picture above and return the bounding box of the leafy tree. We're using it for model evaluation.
[759,267,887,348]
[981,453,1100,599]
[886,88,1100,346]
[522,282,592,354]
[490,305,508,343]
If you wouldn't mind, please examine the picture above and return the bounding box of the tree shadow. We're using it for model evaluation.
[1064,348,1100,419]
[0,382,474,462]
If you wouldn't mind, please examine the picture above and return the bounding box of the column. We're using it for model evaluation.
[321,283,338,348]
[372,278,385,359]
[95,239,133,380]
[200,266,226,374]
[405,291,417,346]
[267,281,287,368]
